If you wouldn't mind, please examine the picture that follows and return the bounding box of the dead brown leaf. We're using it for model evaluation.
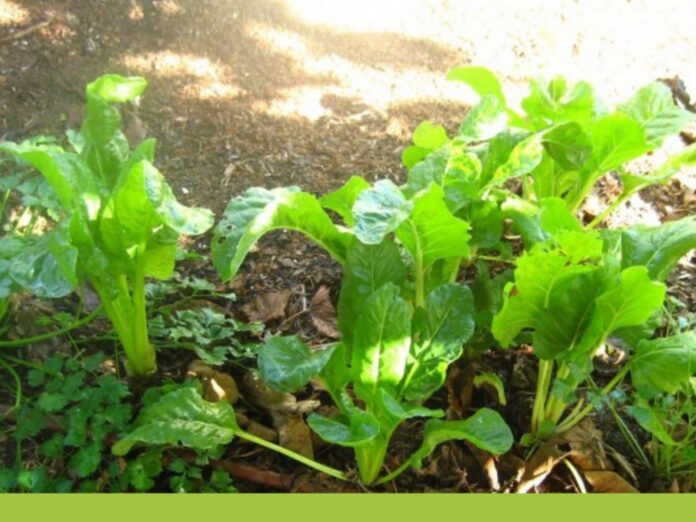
[271,411,315,459]
[551,419,612,471]
[446,364,477,418]
[242,289,291,323]
[309,285,339,338]
[516,444,567,493]
[187,360,239,404]
[583,470,639,493]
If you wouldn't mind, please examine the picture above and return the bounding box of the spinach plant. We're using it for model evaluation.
[404,66,696,229]
[491,201,696,441]
[257,286,512,485]
[0,75,214,376]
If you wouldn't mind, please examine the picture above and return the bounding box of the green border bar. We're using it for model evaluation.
[1,494,695,522]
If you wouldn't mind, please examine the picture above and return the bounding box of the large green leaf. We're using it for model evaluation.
[258,336,337,393]
[352,283,411,402]
[409,409,513,468]
[589,113,651,173]
[412,121,449,150]
[337,239,406,350]
[447,66,506,105]
[0,143,97,210]
[86,74,147,103]
[319,176,370,226]
[457,96,508,143]
[631,332,696,398]
[619,82,695,146]
[621,216,696,281]
[396,184,471,272]
[541,122,592,170]
[629,398,675,445]
[112,387,238,456]
[352,180,412,245]
[307,410,380,448]
[212,186,351,281]
[403,283,475,400]
[10,226,78,298]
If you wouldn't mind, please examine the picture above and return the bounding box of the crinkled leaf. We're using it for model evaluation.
[307,410,380,448]
[352,283,411,401]
[10,226,78,298]
[86,74,147,103]
[404,283,475,400]
[490,131,545,187]
[621,215,696,281]
[522,77,598,128]
[258,336,337,393]
[352,180,412,245]
[213,186,351,281]
[396,183,471,271]
[619,82,696,146]
[410,409,513,468]
[631,332,696,398]
[337,239,406,350]
[112,387,238,456]
[319,176,370,226]
[458,95,508,143]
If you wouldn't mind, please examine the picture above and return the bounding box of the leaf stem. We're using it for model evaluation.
[0,305,103,348]
[234,430,349,482]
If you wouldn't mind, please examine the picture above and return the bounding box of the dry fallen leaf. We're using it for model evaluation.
[551,419,612,471]
[583,470,639,493]
[516,444,567,493]
[187,360,239,404]
[242,289,291,323]
[309,285,339,338]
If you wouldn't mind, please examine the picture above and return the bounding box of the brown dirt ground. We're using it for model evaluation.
[1,0,695,493]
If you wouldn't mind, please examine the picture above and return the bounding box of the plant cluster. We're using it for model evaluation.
[1,70,695,490]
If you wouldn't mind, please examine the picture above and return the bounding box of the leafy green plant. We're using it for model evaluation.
[491,203,696,441]
[257,288,512,485]
[0,75,214,375]
[0,352,133,492]
[403,66,696,231]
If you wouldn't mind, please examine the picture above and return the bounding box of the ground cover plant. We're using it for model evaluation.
[1,67,695,493]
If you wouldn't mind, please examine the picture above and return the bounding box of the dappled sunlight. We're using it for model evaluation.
[0,0,29,25]
[122,51,240,99]
[247,22,473,121]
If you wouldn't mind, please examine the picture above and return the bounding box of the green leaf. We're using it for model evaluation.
[631,332,696,398]
[629,398,675,445]
[112,387,238,456]
[213,186,351,281]
[591,266,666,336]
[396,183,471,272]
[490,131,545,187]
[258,336,336,393]
[37,392,69,413]
[86,74,147,103]
[590,113,651,172]
[621,216,696,281]
[352,283,411,401]
[447,66,505,105]
[541,122,592,170]
[412,121,449,150]
[307,410,380,448]
[352,180,412,245]
[337,239,407,350]
[401,145,430,169]
[404,283,475,400]
[458,96,508,143]
[10,226,78,298]
[319,176,370,226]
[522,77,598,128]
[410,409,513,468]
[68,442,102,478]
[619,82,695,146]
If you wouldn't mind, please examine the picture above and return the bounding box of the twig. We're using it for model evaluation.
[1,20,51,43]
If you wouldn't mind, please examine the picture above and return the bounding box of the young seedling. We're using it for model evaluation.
[0,75,214,375]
